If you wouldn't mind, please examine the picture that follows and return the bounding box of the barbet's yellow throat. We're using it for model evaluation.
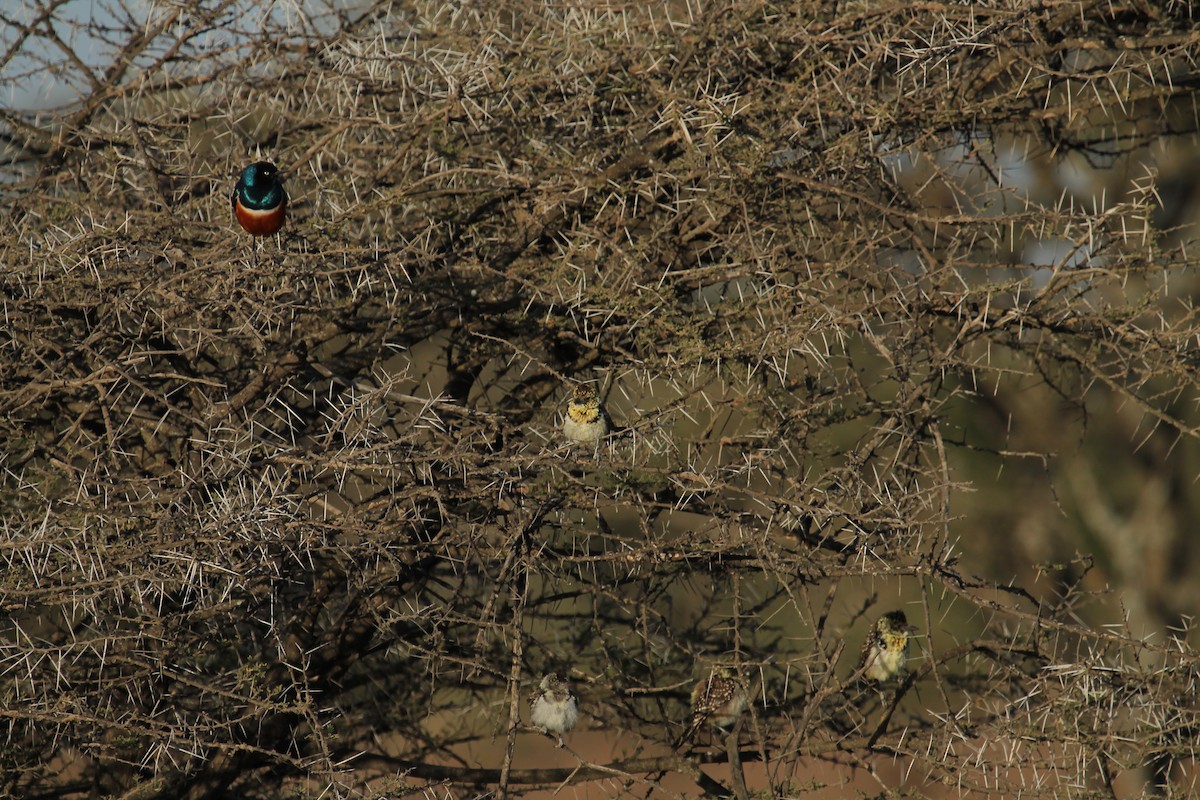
[562,385,608,446]
[857,611,918,682]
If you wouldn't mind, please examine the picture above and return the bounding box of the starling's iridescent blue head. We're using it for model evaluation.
[234,161,286,211]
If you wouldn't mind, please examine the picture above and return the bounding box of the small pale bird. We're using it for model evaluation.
[561,384,609,447]
[529,673,578,747]
[857,610,919,682]
[688,667,747,737]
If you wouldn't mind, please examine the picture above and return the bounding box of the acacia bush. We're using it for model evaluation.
[3,1,1200,798]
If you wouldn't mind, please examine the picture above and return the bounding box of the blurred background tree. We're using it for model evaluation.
[3,1,1200,798]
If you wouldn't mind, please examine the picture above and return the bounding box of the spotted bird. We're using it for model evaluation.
[675,667,747,747]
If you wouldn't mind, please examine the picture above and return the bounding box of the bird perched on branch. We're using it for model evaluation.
[561,384,609,448]
[529,672,578,747]
[232,161,287,237]
[857,610,918,683]
[686,667,747,741]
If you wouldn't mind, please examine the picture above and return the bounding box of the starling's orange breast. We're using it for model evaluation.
[234,198,287,236]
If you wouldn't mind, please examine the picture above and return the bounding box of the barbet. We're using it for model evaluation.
[857,610,918,683]
[561,384,609,447]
